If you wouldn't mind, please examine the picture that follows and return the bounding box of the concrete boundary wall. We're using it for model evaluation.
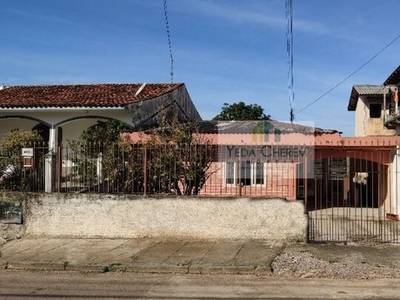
[1,193,307,241]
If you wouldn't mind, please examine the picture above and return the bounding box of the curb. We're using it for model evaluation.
[4,262,123,273]
[0,259,8,269]
[4,262,68,271]
[0,261,272,275]
[189,264,257,275]
[127,263,190,274]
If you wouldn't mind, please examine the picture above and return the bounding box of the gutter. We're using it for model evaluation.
[0,107,125,112]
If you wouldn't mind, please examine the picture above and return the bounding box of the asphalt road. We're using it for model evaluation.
[0,270,399,299]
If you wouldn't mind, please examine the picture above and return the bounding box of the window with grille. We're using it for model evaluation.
[224,161,265,186]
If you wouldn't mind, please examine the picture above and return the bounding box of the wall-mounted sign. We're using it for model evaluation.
[0,202,22,224]
[21,148,34,157]
[22,148,34,168]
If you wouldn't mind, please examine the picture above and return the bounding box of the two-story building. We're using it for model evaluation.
[347,65,400,220]
[348,84,397,136]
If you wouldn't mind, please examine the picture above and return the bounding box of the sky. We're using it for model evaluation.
[1,0,400,136]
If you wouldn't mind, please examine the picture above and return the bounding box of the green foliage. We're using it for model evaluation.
[1,129,44,154]
[68,120,138,192]
[145,114,215,195]
[212,101,271,121]
[0,129,44,190]
[80,120,127,144]
[67,116,215,195]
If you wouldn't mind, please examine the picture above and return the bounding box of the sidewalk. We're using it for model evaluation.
[0,237,283,274]
[1,237,400,278]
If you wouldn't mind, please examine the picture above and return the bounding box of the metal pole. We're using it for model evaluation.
[143,147,147,196]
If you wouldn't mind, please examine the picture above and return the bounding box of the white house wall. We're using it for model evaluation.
[61,119,106,143]
[354,97,365,136]
[0,109,135,144]
[0,119,39,140]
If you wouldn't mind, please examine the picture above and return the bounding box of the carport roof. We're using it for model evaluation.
[0,83,183,108]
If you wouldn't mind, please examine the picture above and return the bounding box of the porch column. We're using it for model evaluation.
[45,126,57,192]
[48,126,56,151]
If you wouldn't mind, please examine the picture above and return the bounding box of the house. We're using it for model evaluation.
[383,65,400,130]
[347,66,400,221]
[127,116,400,226]
[126,119,343,200]
[347,65,400,136]
[0,82,201,191]
[0,82,201,146]
[347,85,396,136]
[382,65,400,220]
[197,120,342,201]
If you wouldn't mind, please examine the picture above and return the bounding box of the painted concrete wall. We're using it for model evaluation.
[0,223,23,244]
[354,96,395,136]
[1,193,307,241]
[0,119,39,140]
[61,119,102,142]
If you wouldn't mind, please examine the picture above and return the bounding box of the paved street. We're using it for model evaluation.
[1,270,400,299]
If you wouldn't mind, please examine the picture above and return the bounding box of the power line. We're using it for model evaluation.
[164,0,174,83]
[286,0,294,123]
[296,32,400,116]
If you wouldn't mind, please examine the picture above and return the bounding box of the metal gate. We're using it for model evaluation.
[305,147,400,243]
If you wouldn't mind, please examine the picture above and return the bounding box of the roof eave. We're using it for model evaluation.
[384,65,400,85]
[0,106,125,111]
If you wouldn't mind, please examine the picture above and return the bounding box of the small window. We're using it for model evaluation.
[225,162,235,184]
[239,161,251,186]
[369,103,381,118]
[254,161,264,185]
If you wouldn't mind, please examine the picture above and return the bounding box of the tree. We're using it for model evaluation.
[67,115,215,195]
[144,112,215,195]
[212,102,271,121]
[68,120,134,192]
[80,120,128,144]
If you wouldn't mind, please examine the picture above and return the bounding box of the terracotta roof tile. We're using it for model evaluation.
[0,83,183,108]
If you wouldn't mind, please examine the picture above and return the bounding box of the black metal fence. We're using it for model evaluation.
[307,148,400,243]
[0,143,48,192]
[55,142,218,195]
[2,142,400,243]
[0,142,308,199]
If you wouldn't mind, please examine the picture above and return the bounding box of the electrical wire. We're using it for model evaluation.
[164,0,174,83]
[295,33,400,116]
